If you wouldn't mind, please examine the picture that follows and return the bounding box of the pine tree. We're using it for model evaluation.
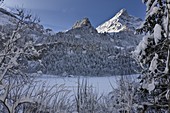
[133,0,170,112]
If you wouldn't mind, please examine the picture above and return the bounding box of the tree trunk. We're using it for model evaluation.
[167,0,170,112]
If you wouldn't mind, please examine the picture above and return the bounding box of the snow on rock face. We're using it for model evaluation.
[96,9,143,33]
[72,18,92,29]
[71,18,97,34]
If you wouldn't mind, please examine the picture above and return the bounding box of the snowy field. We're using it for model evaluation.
[34,74,138,95]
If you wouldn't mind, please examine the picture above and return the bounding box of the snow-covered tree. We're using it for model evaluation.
[105,76,138,113]
[133,0,170,112]
[0,9,41,113]
[0,8,40,80]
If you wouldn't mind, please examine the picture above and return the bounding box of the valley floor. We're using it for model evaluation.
[34,74,138,95]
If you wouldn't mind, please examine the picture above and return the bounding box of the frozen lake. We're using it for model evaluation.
[35,74,138,95]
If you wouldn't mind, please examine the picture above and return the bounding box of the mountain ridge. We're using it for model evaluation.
[0,8,142,76]
[96,9,143,33]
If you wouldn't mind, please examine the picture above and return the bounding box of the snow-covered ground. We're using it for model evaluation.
[35,74,138,95]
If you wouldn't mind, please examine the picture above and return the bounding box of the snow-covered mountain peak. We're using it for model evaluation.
[114,8,128,19]
[96,9,143,33]
[70,17,97,34]
[72,18,92,29]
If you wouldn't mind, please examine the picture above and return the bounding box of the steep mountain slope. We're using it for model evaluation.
[0,8,142,76]
[96,9,142,33]
[0,8,52,73]
[35,17,141,76]
[0,8,54,43]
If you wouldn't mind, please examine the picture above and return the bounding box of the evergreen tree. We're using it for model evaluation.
[133,0,170,112]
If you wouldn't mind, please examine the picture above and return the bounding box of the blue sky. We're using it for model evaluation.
[3,0,146,32]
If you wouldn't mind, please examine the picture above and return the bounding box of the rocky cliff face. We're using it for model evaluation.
[72,18,92,29]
